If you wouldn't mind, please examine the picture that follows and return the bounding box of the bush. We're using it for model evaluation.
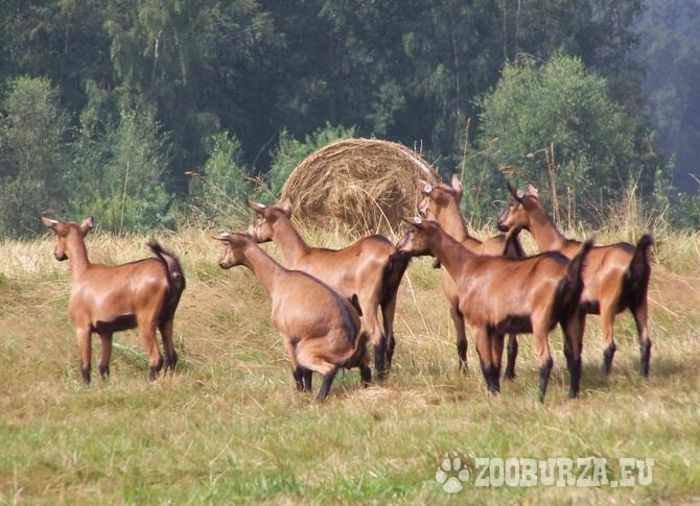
[471,53,658,224]
[187,131,251,224]
[0,76,70,236]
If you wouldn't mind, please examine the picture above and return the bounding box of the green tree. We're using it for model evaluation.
[73,105,172,232]
[0,76,70,236]
[473,54,656,222]
[187,131,250,223]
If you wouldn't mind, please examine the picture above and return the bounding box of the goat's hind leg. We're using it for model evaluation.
[296,347,339,402]
[504,334,518,379]
[158,319,178,374]
[283,336,308,392]
[632,299,652,377]
[98,331,113,380]
[531,316,553,402]
[562,310,585,398]
[472,326,498,394]
[138,317,163,380]
[381,293,398,371]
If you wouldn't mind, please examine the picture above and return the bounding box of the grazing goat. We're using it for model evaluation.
[397,217,592,401]
[497,183,653,376]
[246,198,409,380]
[416,175,525,378]
[41,216,185,384]
[214,232,370,401]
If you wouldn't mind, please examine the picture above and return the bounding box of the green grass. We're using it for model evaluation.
[1,226,699,504]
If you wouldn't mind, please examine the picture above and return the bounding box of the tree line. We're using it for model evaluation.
[0,0,697,236]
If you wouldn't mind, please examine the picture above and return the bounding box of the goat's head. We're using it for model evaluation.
[396,217,439,257]
[497,182,540,233]
[41,215,93,261]
[214,232,253,269]
[417,174,463,221]
[247,198,292,243]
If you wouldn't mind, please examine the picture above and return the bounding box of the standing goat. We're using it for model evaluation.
[397,217,592,401]
[246,198,409,380]
[214,232,370,401]
[41,216,185,384]
[497,183,653,376]
[416,175,525,378]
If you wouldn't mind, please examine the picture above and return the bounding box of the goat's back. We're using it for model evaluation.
[289,234,396,299]
[69,259,171,328]
[455,253,569,329]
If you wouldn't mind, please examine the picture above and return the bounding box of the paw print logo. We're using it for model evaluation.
[435,454,470,493]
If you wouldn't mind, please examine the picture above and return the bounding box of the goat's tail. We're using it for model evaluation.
[148,239,186,319]
[553,240,594,322]
[623,234,653,307]
[379,251,411,307]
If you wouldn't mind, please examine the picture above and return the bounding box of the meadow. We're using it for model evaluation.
[0,221,699,504]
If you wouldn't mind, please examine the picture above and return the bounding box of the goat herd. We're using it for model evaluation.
[40,177,653,403]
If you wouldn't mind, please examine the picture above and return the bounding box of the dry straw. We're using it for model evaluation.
[280,138,439,236]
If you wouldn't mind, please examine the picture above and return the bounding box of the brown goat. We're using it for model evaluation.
[246,198,409,380]
[497,183,653,376]
[397,217,592,400]
[214,232,370,401]
[416,175,525,378]
[41,216,185,384]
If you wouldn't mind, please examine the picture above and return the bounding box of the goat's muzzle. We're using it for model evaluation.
[54,251,68,261]
[496,210,509,232]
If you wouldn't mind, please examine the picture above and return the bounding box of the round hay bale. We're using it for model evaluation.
[280,138,439,235]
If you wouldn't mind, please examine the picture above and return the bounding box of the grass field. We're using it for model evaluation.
[1,223,699,504]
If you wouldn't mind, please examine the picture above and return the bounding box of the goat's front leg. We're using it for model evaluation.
[76,327,92,385]
[450,305,468,374]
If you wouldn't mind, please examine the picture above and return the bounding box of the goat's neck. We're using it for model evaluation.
[438,203,470,242]
[528,206,566,252]
[429,229,473,282]
[272,217,310,265]
[242,243,283,296]
[66,235,91,278]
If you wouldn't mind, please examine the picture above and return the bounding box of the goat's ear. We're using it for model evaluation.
[526,183,540,199]
[40,215,60,229]
[450,173,463,199]
[280,196,293,215]
[247,198,267,214]
[80,216,94,233]
[507,181,525,202]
